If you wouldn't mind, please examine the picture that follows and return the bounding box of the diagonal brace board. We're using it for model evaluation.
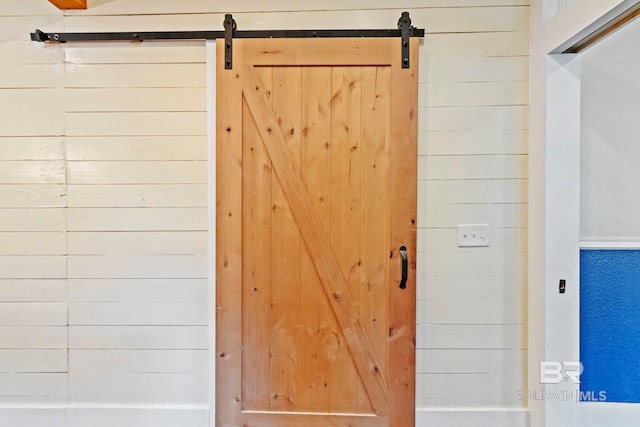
[241,65,390,416]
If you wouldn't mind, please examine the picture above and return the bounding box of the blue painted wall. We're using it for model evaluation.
[580,249,640,403]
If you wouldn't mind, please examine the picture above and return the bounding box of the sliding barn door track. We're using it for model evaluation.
[31,12,424,68]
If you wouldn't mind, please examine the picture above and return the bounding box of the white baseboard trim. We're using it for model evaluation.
[579,402,640,427]
[416,407,530,427]
[0,405,530,427]
[0,405,209,427]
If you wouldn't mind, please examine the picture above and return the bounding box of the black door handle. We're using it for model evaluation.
[399,245,408,289]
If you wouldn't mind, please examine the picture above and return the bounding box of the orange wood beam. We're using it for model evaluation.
[48,0,87,10]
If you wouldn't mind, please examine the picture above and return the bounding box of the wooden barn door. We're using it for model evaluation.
[216,37,418,426]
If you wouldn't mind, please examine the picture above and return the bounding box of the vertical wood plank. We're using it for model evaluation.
[269,66,302,412]
[298,66,334,413]
[388,39,418,427]
[215,39,243,427]
[241,66,273,411]
[361,65,392,383]
[329,66,371,414]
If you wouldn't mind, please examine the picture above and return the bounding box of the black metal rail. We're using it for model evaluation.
[31,28,424,43]
[30,12,424,44]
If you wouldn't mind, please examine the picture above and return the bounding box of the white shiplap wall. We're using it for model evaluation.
[0,1,529,426]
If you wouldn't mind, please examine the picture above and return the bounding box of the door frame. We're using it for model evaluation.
[529,1,640,427]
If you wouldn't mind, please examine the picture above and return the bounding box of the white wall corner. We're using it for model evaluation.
[205,39,217,427]
[529,1,549,426]
[544,53,581,427]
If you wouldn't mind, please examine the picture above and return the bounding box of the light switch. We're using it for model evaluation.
[457,224,490,247]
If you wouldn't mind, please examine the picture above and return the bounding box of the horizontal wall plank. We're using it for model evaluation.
[0,112,64,137]
[421,200,479,228]
[420,179,528,204]
[422,106,529,131]
[67,184,206,208]
[0,209,66,231]
[63,8,528,33]
[69,372,206,403]
[65,88,205,112]
[416,349,525,374]
[0,280,67,302]
[0,349,67,373]
[417,299,525,324]
[0,326,67,349]
[63,0,529,16]
[67,161,206,184]
[0,373,67,403]
[0,256,66,279]
[416,372,522,405]
[67,408,208,427]
[0,89,64,112]
[420,56,528,82]
[70,349,206,373]
[68,279,207,302]
[67,208,207,231]
[418,227,527,253]
[0,161,65,184]
[421,155,528,180]
[68,231,206,255]
[64,43,205,64]
[66,136,206,160]
[425,32,529,58]
[0,41,63,65]
[65,112,206,136]
[416,324,525,349]
[417,251,526,276]
[0,302,66,326]
[0,65,63,88]
[419,203,527,228]
[420,130,528,155]
[0,137,65,160]
[420,81,528,107]
[69,326,208,349]
[69,302,207,325]
[0,17,62,41]
[67,255,207,279]
[417,275,526,301]
[65,64,205,88]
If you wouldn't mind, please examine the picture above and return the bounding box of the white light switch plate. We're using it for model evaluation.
[457,224,490,247]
